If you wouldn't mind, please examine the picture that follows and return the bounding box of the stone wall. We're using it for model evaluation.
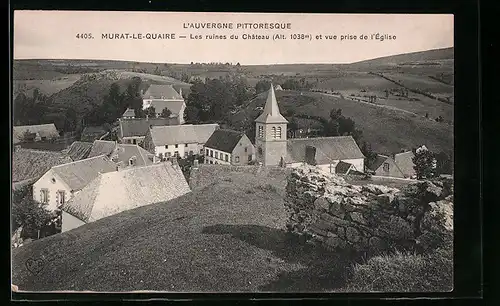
[284,165,453,254]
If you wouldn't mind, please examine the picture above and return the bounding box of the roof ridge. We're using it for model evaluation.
[288,135,354,141]
[51,154,109,168]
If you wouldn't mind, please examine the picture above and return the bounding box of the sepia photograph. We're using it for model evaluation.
[11,11,454,294]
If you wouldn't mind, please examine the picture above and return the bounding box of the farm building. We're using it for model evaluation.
[203,129,255,165]
[118,117,178,145]
[394,151,417,178]
[60,161,191,232]
[142,84,186,124]
[143,124,219,160]
[366,154,406,178]
[32,155,117,212]
[61,141,93,161]
[253,84,365,173]
[13,123,59,144]
[80,126,108,142]
[12,146,73,190]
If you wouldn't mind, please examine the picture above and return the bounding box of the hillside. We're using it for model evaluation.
[349,47,454,67]
[230,90,453,155]
[11,166,355,292]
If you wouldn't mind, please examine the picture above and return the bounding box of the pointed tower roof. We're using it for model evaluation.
[255,84,288,124]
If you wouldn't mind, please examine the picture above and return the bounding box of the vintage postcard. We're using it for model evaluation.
[11,11,454,294]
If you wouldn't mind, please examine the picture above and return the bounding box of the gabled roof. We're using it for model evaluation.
[12,148,73,183]
[204,129,246,153]
[13,124,59,144]
[394,151,416,177]
[88,140,116,158]
[149,124,219,146]
[62,162,191,223]
[62,141,93,161]
[148,100,184,115]
[50,155,117,192]
[119,118,178,138]
[366,154,389,172]
[111,143,154,167]
[335,161,353,175]
[143,84,183,100]
[122,108,136,118]
[286,136,365,165]
[255,84,288,124]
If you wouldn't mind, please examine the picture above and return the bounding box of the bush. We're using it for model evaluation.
[343,246,452,292]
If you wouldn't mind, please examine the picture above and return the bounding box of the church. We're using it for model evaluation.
[253,84,365,174]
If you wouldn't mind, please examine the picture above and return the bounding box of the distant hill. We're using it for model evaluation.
[349,47,454,67]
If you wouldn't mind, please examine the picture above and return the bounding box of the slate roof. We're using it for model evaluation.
[111,143,154,167]
[255,84,288,124]
[50,155,117,192]
[286,136,365,165]
[366,154,389,172]
[119,118,178,138]
[149,124,219,146]
[12,148,73,183]
[88,140,117,158]
[62,162,191,223]
[335,161,353,175]
[204,129,245,153]
[122,108,136,118]
[394,151,416,177]
[62,141,93,161]
[13,124,59,144]
[143,84,183,100]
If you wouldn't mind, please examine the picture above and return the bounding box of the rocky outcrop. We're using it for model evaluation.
[284,165,453,254]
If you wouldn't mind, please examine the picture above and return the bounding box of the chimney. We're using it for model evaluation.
[140,89,144,95]
[305,145,317,166]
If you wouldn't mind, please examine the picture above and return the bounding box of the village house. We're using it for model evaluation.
[142,84,186,124]
[61,141,93,161]
[203,129,255,165]
[394,151,417,178]
[118,117,178,145]
[80,126,108,142]
[13,123,59,144]
[366,154,406,178]
[32,155,117,212]
[121,108,136,119]
[87,140,156,167]
[12,146,73,190]
[253,84,365,173]
[60,161,191,232]
[143,124,219,160]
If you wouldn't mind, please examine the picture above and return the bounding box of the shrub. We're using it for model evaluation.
[343,246,453,292]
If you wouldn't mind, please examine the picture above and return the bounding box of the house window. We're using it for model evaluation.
[248,154,253,162]
[166,152,171,158]
[244,147,248,153]
[383,162,390,172]
[184,151,188,158]
[206,149,209,155]
[175,144,179,148]
[185,144,188,147]
[210,150,213,157]
[209,160,213,164]
[215,152,219,159]
[159,153,164,160]
[225,154,229,162]
[235,156,240,163]
[276,127,282,138]
[57,190,66,207]
[40,189,49,204]
[165,145,168,149]
[258,126,264,138]
[174,151,179,157]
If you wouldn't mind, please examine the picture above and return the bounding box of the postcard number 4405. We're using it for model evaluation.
[76,33,94,39]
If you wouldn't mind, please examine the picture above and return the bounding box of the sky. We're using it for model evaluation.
[13,11,454,65]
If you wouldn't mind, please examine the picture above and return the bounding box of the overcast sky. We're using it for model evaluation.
[13,11,454,65]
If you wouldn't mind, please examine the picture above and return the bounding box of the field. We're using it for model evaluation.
[13,74,81,98]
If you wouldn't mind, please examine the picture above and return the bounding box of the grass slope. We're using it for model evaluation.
[349,47,453,67]
[231,90,453,155]
[11,167,352,292]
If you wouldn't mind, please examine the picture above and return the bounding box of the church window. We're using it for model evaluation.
[258,126,264,138]
[276,127,282,139]
[272,127,276,138]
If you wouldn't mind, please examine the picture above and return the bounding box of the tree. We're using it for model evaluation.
[412,145,437,179]
[288,117,299,138]
[361,141,377,169]
[11,185,54,239]
[255,80,271,94]
[160,107,172,118]
[435,151,452,175]
[145,106,157,118]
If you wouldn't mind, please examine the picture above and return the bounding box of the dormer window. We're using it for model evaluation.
[51,178,56,184]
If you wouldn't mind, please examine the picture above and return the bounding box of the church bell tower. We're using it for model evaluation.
[254,84,288,166]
